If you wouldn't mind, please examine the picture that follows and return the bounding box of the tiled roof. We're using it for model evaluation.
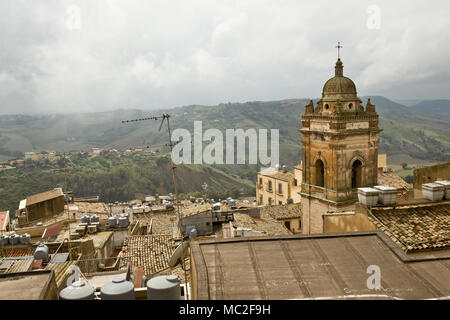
[232,213,292,236]
[377,173,411,190]
[369,201,450,252]
[26,189,64,206]
[0,248,34,258]
[261,203,302,220]
[120,235,175,276]
[259,170,294,182]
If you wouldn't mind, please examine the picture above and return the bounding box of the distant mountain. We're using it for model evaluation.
[0,96,449,164]
[410,99,450,118]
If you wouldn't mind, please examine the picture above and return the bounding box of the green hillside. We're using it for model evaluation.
[0,97,449,165]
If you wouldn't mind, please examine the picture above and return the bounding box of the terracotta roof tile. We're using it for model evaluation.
[369,202,450,252]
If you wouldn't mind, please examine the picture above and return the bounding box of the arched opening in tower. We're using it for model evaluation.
[352,160,362,188]
[315,159,325,187]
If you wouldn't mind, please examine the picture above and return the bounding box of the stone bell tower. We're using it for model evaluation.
[300,48,381,234]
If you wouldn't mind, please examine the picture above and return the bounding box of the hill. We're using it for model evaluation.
[0,96,449,165]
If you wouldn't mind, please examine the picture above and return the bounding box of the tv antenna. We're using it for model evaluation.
[121,113,181,222]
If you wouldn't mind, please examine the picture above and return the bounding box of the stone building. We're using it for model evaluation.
[256,167,299,206]
[300,57,381,234]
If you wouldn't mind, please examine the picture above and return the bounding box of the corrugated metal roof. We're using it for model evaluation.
[5,259,33,273]
[45,261,77,287]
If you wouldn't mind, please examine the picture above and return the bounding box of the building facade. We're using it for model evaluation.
[256,167,296,206]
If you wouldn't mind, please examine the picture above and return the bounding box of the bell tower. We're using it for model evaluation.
[300,47,381,233]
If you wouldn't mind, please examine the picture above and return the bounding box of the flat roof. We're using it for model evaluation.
[0,271,55,300]
[190,232,450,300]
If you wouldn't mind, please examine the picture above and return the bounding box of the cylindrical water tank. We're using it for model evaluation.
[81,215,90,224]
[9,234,20,245]
[90,215,99,223]
[100,277,134,300]
[0,235,8,246]
[118,216,128,228]
[59,281,95,300]
[34,244,49,260]
[20,233,31,244]
[108,217,117,228]
[188,227,198,238]
[147,275,181,300]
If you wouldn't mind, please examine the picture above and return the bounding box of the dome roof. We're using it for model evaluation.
[322,59,357,97]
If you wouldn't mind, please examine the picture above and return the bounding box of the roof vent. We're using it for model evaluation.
[357,187,380,206]
[421,183,445,201]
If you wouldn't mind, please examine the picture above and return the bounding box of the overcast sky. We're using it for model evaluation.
[0,0,449,114]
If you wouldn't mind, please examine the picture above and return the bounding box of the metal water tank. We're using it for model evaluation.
[34,244,49,260]
[118,216,128,228]
[9,234,20,245]
[20,233,31,244]
[108,217,117,228]
[59,280,95,300]
[0,235,8,246]
[188,227,198,238]
[81,215,90,224]
[90,215,99,223]
[147,275,181,300]
[100,277,134,300]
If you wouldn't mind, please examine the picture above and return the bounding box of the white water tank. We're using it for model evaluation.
[34,244,49,260]
[435,180,450,199]
[59,281,95,300]
[90,215,99,223]
[373,185,397,205]
[357,187,380,206]
[101,277,134,300]
[147,275,181,300]
[81,215,90,224]
[422,183,445,201]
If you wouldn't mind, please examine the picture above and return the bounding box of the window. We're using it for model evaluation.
[352,160,362,188]
[259,195,263,205]
[278,200,283,205]
[259,177,262,185]
[325,104,329,110]
[268,180,273,192]
[284,221,291,230]
[315,159,325,187]
[294,179,298,186]
[278,183,283,194]
[268,197,273,205]
[349,103,353,110]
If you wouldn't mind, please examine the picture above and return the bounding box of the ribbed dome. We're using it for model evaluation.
[322,59,357,97]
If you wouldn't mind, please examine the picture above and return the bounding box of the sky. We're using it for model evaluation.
[0,0,449,114]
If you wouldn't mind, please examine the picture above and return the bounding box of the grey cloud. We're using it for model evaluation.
[0,0,449,114]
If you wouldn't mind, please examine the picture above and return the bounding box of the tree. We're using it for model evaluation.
[401,162,408,170]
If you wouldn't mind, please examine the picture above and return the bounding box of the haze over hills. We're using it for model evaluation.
[0,97,449,165]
